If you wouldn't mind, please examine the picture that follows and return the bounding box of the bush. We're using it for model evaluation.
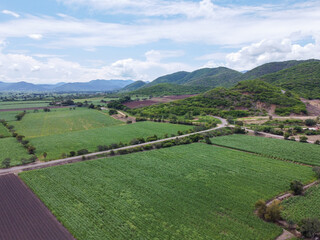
[315,140,320,145]
[69,151,76,157]
[255,200,267,218]
[299,136,308,143]
[126,120,132,124]
[77,149,89,155]
[255,199,282,222]
[290,180,304,195]
[2,158,11,168]
[143,144,153,150]
[313,167,320,179]
[97,145,108,151]
[300,218,320,238]
[305,119,317,127]
[27,146,36,154]
[108,109,118,115]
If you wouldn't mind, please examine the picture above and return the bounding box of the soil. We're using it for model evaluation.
[301,99,320,116]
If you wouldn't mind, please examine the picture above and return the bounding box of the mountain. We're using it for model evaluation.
[237,59,320,82]
[128,83,207,97]
[119,80,146,92]
[54,79,134,92]
[147,67,242,88]
[0,81,46,92]
[38,82,66,90]
[259,61,320,99]
[129,79,306,118]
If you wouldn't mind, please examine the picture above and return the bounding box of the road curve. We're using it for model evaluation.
[0,117,228,175]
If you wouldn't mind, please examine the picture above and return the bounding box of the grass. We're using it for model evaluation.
[0,138,31,167]
[0,124,11,137]
[0,101,50,110]
[29,121,192,160]
[20,144,314,240]
[13,108,123,138]
[0,111,31,122]
[282,185,320,224]
[210,134,320,166]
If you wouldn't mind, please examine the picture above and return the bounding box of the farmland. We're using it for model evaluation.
[0,174,74,240]
[29,121,192,160]
[0,124,10,137]
[20,143,314,240]
[0,138,31,167]
[13,108,123,138]
[210,135,320,166]
[282,185,320,224]
[0,101,50,110]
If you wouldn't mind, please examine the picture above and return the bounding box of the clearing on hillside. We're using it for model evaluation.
[13,108,123,138]
[0,138,30,167]
[20,143,314,240]
[210,134,320,166]
[0,174,74,240]
[29,121,192,160]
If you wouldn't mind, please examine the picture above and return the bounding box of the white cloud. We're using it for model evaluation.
[203,39,320,71]
[28,34,43,40]
[0,49,191,83]
[2,10,20,18]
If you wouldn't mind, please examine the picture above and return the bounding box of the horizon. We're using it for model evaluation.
[1,0,320,84]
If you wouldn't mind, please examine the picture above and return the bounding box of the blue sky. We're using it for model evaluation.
[0,0,320,83]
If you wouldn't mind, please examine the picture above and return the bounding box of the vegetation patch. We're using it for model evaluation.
[210,134,320,166]
[20,143,313,240]
[0,138,31,167]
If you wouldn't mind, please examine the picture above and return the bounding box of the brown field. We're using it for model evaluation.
[0,174,74,240]
[124,94,197,108]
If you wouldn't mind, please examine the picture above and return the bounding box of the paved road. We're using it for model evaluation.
[0,117,228,175]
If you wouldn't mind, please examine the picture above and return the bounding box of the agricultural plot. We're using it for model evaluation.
[211,135,320,166]
[20,144,314,240]
[0,110,30,122]
[13,108,123,138]
[282,185,320,224]
[0,138,31,167]
[0,174,74,240]
[0,124,10,137]
[29,121,192,160]
[0,101,50,110]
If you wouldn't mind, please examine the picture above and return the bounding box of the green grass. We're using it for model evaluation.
[0,101,50,110]
[13,108,123,138]
[29,121,192,160]
[0,137,30,167]
[282,185,320,224]
[0,111,30,122]
[0,124,10,137]
[20,144,314,240]
[210,135,320,166]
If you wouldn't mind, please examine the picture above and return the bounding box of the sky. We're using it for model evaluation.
[0,0,320,84]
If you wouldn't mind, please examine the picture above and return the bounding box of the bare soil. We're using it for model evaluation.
[0,174,74,240]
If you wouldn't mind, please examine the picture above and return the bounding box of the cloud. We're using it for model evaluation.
[0,49,191,83]
[2,10,20,18]
[28,34,43,40]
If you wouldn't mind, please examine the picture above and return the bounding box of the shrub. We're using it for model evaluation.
[305,119,317,127]
[313,167,320,179]
[108,109,118,115]
[204,136,212,144]
[27,146,36,154]
[300,218,320,239]
[97,145,108,151]
[143,144,153,150]
[146,135,158,142]
[299,136,308,143]
[69,151,76,157]
[110,150,115,156]
[290,180,304,195]
[2,158,11,168]
[255,200,267,219]
[315,140,320,145]
[126,120,132,124]
[255,199,282,222]
[77,149,89,155]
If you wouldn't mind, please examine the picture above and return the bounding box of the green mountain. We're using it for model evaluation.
[237,59,319,81]
[259,61,320,99]
[120,80,146,92]
[128,83,207,96]
[129,80,306,118]
[147,67,242,88]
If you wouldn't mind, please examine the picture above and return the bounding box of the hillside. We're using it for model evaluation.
[127,83,207,96]
[119,80,146,92]
[237,59,319,82]
[147,67,242,88]
[259,61,320,99]
[129,79,306,119]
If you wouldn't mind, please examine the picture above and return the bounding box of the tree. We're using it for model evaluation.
[2,158,10,168]
[313,167,320,179]
[305,119,317,127]
[290,180,304,195]
[299,136,308,143]
[264,200,282,222]
[300,218,320,238]
[27,146,36,154]
[43,152,47,159]
[69,151,76,157]
[255,200,267,218]
[109,109,118,115]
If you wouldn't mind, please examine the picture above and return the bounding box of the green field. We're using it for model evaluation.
[0,124,10,137]
[29,121,192,160]
[282,185,320,224]
[13,108,123,138]
[0,137,31,167]
[0,101,50,110]
[210,135,320,166]
[20,144,314,240]
[0,110,30,122]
